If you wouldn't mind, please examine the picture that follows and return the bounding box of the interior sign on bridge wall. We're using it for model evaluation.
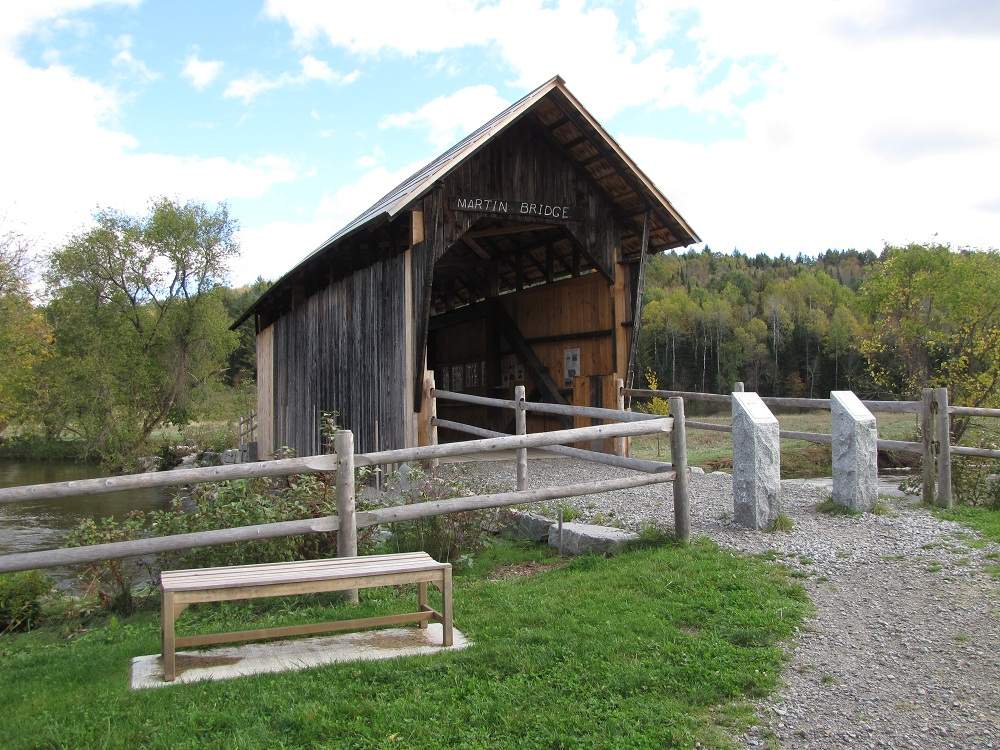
[452,197,575,220]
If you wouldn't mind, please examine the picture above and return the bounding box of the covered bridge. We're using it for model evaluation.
[234,75,699,458]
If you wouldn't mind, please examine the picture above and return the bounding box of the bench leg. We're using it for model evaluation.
[161,591,177,682]
[441,565,453,647]
[417,582,428,629]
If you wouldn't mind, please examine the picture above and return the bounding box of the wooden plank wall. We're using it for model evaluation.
[272,253,409,456]
[440,118,619,280]
[255,325,274,458]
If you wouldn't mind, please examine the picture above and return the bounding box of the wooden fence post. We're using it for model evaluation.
[615,377,627,457]
[921,388,936,506]
[426,372,439,470]
[515,384,528,491]
[668,397,690,542]
[335,429,358,604]
[934,387,953,508]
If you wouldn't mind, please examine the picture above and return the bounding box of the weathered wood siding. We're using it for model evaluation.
[439,117,620,279]
[255,324,274,458]
[271,253,409,456]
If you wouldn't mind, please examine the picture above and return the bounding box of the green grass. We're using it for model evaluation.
[767,514,794,533]
[816,498,861,517]
[0,538,809,750]
[933,505,1000,544]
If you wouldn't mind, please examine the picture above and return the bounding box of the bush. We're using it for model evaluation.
[383,468,495,564]
[148,474,372,570]
[952,456,1000,509]
[0,571,53,633]
[64,472,380,614]
[65,512,150,616]
[180,421,238,454]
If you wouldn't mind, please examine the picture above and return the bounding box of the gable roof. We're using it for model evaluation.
[234,75,699,328]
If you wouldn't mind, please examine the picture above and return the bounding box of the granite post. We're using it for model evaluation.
[732,391,780,529]
[831,390,878,512]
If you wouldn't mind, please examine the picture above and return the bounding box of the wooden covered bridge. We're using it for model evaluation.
[234,75,700,458]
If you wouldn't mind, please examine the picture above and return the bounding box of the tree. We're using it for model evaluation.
[0,229,51,431]
[38,199,240,465]
[825,304,861,390]
[861,243,1000,439]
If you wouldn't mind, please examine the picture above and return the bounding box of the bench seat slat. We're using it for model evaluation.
[160,554,447,592]
[162,552,434,579]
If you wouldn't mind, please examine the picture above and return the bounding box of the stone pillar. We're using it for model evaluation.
[831,391,878,512]
[732,391,780,529]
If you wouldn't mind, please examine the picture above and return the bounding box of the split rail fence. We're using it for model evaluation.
[626,384,1000,508]
[0,394,690,575]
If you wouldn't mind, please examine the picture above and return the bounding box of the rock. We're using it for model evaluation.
[198,451,221,466]
[501,510,554,542]
[221,449,242,465]
[135,456,160,473]
[690,466,706,475]
[731,391,781,529]
[547,522,638,555]
[179,453,199,467]
[831,391,878,512]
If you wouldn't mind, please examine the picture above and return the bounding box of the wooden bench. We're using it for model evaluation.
[160,552,453,682]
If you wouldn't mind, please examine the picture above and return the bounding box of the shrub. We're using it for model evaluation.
[0,571,54,633]
[180,421,238,454]
[952,456,1000,509]
[383,468,495,563]
[65,512,150,616]
[65,471,379,614]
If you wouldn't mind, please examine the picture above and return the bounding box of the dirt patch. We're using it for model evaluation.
[486,560,565,581]
[174,653,242,673]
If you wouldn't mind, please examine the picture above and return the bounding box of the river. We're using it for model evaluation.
[0,460,172,585]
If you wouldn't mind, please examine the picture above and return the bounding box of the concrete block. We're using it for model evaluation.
[831,391,878,512]
[130,623,469,689]
[732,392,781,529]
[501,510,554,542]
[547,522,638,555]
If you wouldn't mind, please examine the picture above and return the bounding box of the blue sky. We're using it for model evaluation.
[2,1,998,285]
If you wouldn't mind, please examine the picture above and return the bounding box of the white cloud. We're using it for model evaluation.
[380,85,509,148]
[623,1,1000,254]
[237,161,421,283]
[182,51,223,89]
[356,145,384,168]
[111,33,158,82]
[264,0,745,120]
[0,2,299,254]
[266,0,1000,254]
[224,55,359,103]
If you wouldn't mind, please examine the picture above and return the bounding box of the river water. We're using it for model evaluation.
[0,460,172,584]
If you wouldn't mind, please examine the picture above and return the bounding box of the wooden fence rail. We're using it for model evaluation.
[628,385,1000,509]
[0,416,686,574]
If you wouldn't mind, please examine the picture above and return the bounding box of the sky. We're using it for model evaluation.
[1,0,998,286]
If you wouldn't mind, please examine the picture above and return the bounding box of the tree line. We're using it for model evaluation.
[1,197,997,466]
[635,245,1000,434]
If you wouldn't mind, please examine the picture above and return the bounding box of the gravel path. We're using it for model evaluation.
[450,458,1000,749]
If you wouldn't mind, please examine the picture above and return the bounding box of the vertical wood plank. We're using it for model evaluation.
[335,430,359,604]
[515,384,527,490]
[441,566,454,647]
[934,387,953,508]
[161,591,177,682]
[669,397,690,542]
[921,388,936,506]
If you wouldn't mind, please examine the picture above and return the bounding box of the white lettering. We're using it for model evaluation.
[475,198,483,209]
[563,206,570,219]
[457,198,469,209]
[499,201,508,213]
[520,202,529,214]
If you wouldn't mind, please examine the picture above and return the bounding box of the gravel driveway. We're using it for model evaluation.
[451,458,1000,750]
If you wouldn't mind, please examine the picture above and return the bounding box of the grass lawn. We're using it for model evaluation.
[630,410,920,478]
[935,505,1000,544]
[0,539,808,749]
